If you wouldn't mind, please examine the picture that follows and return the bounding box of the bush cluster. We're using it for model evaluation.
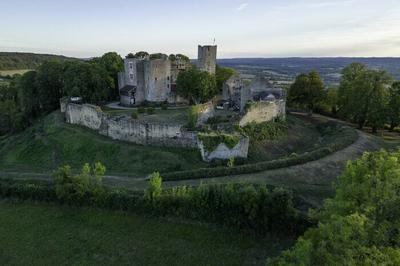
[163,122,358,181]
[240,119,288,142]
[0,168,307,235]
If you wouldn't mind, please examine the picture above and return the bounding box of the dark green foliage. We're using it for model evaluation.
[138,106,145,113]
[54,162,105,205]
[63,61,114,104]
[198,132,241,151]
[163,122,357,181]
[240,119,288,142]
[338,63,392,131]
[176,68,217,104]
[96,52,124,100]
[269,150,400,265]
[131,111,138,119]
[289,71,324,111]
[149,53,168,60]
[215,65,236,90]
[388,81,400,130]
[0,52,76,70]
[146,107,155,115]
[0,176,305,235]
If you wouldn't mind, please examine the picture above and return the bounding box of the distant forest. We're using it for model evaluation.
[0,52,77,70]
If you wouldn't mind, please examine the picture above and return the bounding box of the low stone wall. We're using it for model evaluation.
[198,137,250,162]
[64,103,197,148]
[239,100,286,127]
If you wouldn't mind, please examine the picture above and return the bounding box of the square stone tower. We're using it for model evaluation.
[197,45,217,74]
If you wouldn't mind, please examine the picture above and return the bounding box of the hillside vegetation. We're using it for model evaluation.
[0,52,77,71]
[0,112,205,176]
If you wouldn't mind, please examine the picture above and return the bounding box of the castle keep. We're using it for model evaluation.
[118,45,217,106]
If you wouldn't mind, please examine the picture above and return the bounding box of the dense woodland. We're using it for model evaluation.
[0,52,77,71]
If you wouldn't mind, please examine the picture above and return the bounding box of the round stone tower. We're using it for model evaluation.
[197,45,217,74]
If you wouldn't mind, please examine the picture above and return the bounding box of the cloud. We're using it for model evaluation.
[236,3,248,11]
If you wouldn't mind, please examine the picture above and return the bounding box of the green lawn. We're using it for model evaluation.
[0,201,293,265]
[102,106,189,124]
[0,111,206,177]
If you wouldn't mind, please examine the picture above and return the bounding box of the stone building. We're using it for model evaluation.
[197,45,217,74]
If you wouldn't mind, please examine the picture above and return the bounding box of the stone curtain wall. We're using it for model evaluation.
[198,137,250,162]
[239,100,286,127]
[64,103,197,148]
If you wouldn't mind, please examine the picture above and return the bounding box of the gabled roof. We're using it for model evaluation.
[120,85,136,96]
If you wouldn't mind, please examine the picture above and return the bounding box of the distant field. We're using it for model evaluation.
[0,201,293,265]
[0,69,32,76]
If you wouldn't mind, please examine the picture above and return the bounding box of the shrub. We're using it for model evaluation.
[138,106,145,113]
[54,162,106,205]
[187,105,200,129]
[161,103,168,110]
[146,107,155,115]
[145,172,162,201]
[131,111,138,119]
[240,119,288,142]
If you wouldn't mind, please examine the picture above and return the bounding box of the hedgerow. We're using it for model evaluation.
[0,171,308,235]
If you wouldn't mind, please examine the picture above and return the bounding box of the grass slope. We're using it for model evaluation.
[0,112,205,177]
[0,201,293,265]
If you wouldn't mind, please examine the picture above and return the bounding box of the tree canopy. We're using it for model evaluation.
[338,63,392,131]
[216,65,236,91]
[176,68,217,104]
[289,71,324,112]
[269,150,400,265]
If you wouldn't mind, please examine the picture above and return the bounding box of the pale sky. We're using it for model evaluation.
[1,0,400,58]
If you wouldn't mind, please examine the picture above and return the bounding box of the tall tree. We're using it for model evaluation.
[98,52,123,100]
[387,81,400,130]
[289,71,324,113]
[176,68,217,104]
[35,61,64,113]
[338,63,391,131]
[216,65,236,91]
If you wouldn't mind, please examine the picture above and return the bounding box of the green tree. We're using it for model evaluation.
[17,70,40,119]
[176,68,217,104]
[216,65,236,91]
[98,52,123,100]
[269,150,400,265]
[387,81,400,130]
[338,63,391,131]
[63,61,113,104]
[35,61,64,113]
[289,71,324,113]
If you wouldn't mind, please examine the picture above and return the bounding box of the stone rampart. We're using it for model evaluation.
[239,100,286,127]
[198,136,249,162]
[64,103,197,148]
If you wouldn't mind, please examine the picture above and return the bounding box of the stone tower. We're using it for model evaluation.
[197,45,217,74]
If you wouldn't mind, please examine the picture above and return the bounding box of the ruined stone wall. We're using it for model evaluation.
[239,100,286,127]
[195,98,219,126]
[198,137,249,162]
[64,103,197,148]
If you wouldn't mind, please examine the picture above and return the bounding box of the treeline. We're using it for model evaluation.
[0,52,123,135]
[0,52,77,71]
[289,63,400,133]
[269,150,400,264]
